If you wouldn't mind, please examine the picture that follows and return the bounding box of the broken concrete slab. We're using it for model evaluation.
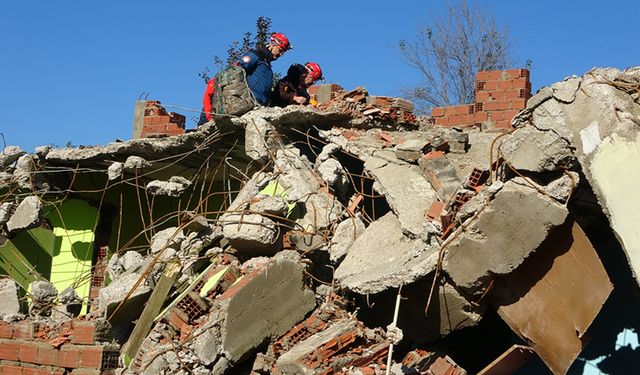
[222,213,281,255]
[327,214,365,262]
[335,212,439,294]
[146,176,192,197]
[0,202,15,225]
[0,146,26,168]
[365,154,438,237]
[396,139,428,162]
[418,152,462,201]
[443,181,568,293]
[316,158,349,197]
[107,161,123,180]
[249,196,288,218]
[6,195,42,233]
[99,272,152,324]
[489,220,612,375]
[124,155,151,170]
[500,126,574,172]
[436,281,484,337]
[150,227,185,256]
[29,280,58,316]
[0,278,21,318]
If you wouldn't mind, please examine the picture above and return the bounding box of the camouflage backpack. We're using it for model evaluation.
[211,66,258,116]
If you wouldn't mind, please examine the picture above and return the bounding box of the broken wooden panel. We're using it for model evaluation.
[489,219,613,375]
[477,345,535,375]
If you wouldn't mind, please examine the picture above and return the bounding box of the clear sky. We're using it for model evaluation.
[1,1,638,152]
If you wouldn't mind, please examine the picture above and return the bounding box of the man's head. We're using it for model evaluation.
[269,32,291,60]
[303,62,323,87]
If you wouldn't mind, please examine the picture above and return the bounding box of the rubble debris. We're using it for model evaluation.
[0,145,26,168]
[6,195,42,233]
[1,67,638,375]
[335,212,438,294]
[29,280,58,317]
[365,153,437,237]
[146,176,192,197]
[444,181,568,294]
[0,278,21,319]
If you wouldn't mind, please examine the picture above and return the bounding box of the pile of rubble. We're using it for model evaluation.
[1,67,639,375]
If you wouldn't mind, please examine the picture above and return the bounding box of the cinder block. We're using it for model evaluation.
[426,201,446,220]
[18,341,38,363]
[0,339,20,360]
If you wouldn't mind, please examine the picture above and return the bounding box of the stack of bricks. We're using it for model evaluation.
[0,319,118,374]
[430,68,531,130]
[308,83,344,105]
[140,101,186,138]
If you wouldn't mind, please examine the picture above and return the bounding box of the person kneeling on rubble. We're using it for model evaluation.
[271,62,324,107]
[198,32,292,125]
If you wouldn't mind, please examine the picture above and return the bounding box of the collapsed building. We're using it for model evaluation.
[0,67,639,375]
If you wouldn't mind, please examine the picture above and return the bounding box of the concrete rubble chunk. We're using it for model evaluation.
[444,181,568,293]
[121,251,145,273]
[0,202,16,224]
[396,139,428,162]
[418,152,462,201]
[107,161,124,180]
[436,282,483,336]
[222,213,281,255]
[0,278,21,318]
[6,195,43,233]
[500,126,574,172]
[150,227,186,256]
[366,155,438,237]
[551,76,581,103]
[146,176,192,197]
[180,226,221,255]
[531,99,574,141]
[99,272,152,324]
[29,280,58,316]
[250,196,289,217]
[124,155,151,170]
[316,143,341,163]
[244,113,277,163]
[0,145,26,168]
[328,214,366,262]
[335,212,439,294]
[317,158,349,197]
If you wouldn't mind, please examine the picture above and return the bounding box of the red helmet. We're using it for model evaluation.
[305,62,324,81]
[270,32,291,51]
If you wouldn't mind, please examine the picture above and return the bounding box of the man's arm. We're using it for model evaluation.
[237,51,260,71]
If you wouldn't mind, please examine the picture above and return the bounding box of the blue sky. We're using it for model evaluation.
[1,1,638,152]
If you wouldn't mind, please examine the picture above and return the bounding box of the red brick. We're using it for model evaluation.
[2,364,24,375]
[476,71,491,81]
[0,323,13,339]
[475,91,490,102]
[19,341,39,363]
[72,322,96,345]
[37,343,59,367]
[59,345,81,368]
[453,105,470,116]
[503,110,520,121]
[23,367,65,375]
[510,98,527,110]
[489,111,505,121]
[434,116,449,126]
[512,77,529,88]
[443,106,457,116]
[431,107,445,117]
[488,70,504,80]
[143,115,172,126]
[0,339,20,360]
[474,111,488,122]
[483,101,500,111]
[483,80,499,91]
[503,89,521,99]
[493,119,512,129]
[78,346,103,369]
[458,114,475,125]
[504,69,522,80]
[426,201,446,220]
[13,322,34,340]
[423,151,445,160]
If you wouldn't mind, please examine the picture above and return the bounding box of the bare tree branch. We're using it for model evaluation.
[399,0,512,114]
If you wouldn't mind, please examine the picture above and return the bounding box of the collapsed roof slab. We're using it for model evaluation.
[488,220,612,375]
[508,67,640,286]
[443,181,568,294]
[365,152,438,237]
[334,211,439,294]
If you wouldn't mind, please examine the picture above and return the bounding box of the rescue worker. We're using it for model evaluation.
[198,32,291,125]
[271,62,324,107]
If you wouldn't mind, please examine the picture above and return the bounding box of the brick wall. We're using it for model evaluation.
[137,100,186,138]
[0,320,118,374]
[430,69,531,130]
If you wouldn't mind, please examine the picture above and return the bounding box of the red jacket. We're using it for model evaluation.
[202,78,215,121]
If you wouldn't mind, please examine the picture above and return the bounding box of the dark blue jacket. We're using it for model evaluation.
[238,47,274,106]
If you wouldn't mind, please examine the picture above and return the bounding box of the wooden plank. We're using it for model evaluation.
[477,344,535,375]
